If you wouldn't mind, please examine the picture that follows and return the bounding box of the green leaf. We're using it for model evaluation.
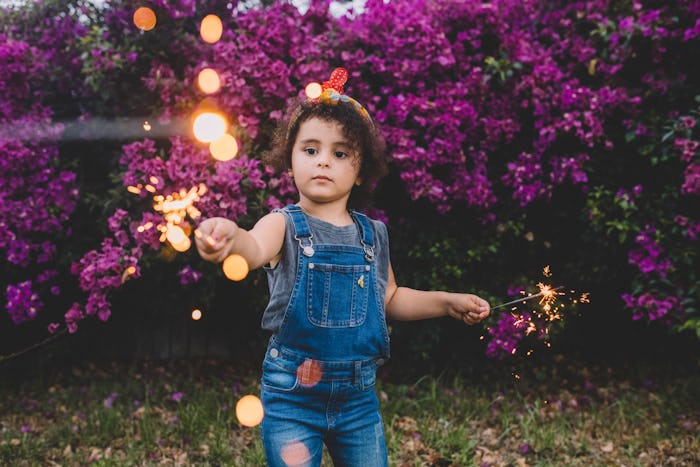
[661,130,676,142]
[678,319,700,339]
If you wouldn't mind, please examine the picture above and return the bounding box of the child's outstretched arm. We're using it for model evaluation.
[384,263,490,325]
[195,212,286,269]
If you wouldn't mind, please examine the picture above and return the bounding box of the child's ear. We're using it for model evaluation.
[287,169,294,178]
[355,177,362,186]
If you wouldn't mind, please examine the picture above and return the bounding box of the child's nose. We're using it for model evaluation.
[317,151,331,166]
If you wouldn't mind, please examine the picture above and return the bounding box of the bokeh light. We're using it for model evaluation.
[200,14,223,43]
[235,395,264,427]
[171,237,191,252]
[166,225,191,252]
[193,112,227,143]
[143,121,151,131]
[165,224,186,244]
[209,133,239,161]
[223,254,249,281]
[121,266,137,284]
[191,309,202,320]
[305,82,323,99]
[133,7,156,31]
[280,441,312,466]
[296,359,322,388]
[197,68,221,94]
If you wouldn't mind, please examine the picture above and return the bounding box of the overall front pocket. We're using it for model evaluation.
[261,359,299,393]
[306,262,370,328]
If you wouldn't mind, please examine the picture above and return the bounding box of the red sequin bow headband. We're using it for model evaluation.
[322,67,349,95]
[289,67,373,129]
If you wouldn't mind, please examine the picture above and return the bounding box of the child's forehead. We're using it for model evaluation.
[296,117,348,142]
[298,116,344,131]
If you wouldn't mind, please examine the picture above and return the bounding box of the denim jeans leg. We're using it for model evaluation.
[261,384,326,467]
[325,386,388,467]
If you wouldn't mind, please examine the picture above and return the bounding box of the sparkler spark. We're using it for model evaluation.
[488,266,589,358]
[130,182,208,252]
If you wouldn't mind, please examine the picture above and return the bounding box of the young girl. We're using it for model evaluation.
[195,68,490,466]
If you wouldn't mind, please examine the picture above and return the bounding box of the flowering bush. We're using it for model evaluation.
[341,0,699,357]
[1,0,698,360]
[0,31,79,325]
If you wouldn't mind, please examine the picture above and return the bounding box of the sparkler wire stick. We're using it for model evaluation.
[491,286,564,310]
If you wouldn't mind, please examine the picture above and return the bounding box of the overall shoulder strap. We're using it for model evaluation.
[350,210,375,262]
[282,205,314,257]
[280,205,311,238]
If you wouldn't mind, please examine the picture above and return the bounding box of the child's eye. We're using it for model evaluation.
[334,151,348,159]
[304,148,318,156]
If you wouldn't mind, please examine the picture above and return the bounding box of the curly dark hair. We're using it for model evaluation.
[263,98,388,209]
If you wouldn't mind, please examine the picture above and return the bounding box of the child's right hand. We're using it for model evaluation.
[195,217,237,263]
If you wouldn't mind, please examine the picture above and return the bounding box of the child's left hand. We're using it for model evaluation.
[446,293,490,325]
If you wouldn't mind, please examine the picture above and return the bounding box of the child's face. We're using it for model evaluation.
[290,117,361,207]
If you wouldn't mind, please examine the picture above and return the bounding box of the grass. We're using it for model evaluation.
[1,357,698,466]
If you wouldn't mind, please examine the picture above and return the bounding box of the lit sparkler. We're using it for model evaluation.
[487,266,589,358]
[492,265,569,324]
[129,182,210,252]
[153,184,207,251]
[491,285,564,311]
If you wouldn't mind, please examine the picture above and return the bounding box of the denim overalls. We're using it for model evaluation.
[260,205,390,467]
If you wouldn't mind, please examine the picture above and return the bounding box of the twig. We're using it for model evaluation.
[0,328,68,363]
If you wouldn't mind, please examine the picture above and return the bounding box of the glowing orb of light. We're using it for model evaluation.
[235,395,264,427]
[191,309,202,321]
[197,68,221,94]
[121,265,138,284]
[223,254,249,281]
[296,359,322,388]
[210,133,239,161]
[280,441,312,466]
[304,82,323,99]
[166,225,191,252]
[133,7,156,31]
[193,112,227,143]
[171,237,191,252]
[166,224,187,244]
[200,14,223,43]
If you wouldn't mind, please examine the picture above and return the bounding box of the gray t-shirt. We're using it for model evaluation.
[261,209,390,333]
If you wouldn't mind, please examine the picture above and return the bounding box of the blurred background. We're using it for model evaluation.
[1,0,699,378]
